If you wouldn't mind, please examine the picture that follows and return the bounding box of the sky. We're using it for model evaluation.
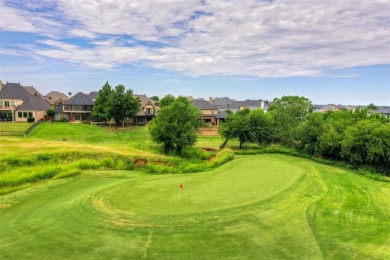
[0,0,389,105]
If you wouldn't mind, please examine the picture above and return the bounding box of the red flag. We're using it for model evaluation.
[179,183,183,189]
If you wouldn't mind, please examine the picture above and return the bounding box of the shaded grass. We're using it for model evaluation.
[0,155,388,259]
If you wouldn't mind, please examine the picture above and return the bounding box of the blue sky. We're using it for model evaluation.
[0,0,389,105]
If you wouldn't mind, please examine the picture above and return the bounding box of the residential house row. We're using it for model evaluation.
[1,81,388,123]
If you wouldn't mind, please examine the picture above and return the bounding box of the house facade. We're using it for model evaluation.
[0,82,50,122]
[55,92,93,122]
[133,94,158,124]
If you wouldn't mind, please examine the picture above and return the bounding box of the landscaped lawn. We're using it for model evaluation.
[0,154,389,259]
[0,122,32,132]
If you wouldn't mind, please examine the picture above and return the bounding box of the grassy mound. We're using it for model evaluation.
[0,154,389,259]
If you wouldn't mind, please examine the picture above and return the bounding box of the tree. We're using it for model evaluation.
[149,96,201,155]
[159,94,176,108]
[92,82,112,122]
[45,108,55,121]
[219,108,273,149]
[294,112,324,155]
[268,95,313,146]
[249,109,274,147]
[150,96,160,106]
[108,84,140,127]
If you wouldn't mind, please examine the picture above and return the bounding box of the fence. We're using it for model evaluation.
[198,127,219,136]
[24,119,43,137]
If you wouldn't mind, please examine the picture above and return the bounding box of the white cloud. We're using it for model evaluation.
[1,0,389,77]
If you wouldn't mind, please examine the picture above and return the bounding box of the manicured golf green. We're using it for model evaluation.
[1,154,389,259]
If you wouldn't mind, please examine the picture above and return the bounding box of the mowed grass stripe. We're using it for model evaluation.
[0,154,389,259]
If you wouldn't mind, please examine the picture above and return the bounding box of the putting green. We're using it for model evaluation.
[0,154,389,259]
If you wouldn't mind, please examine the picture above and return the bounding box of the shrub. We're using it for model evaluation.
[100,158,115,169]
[59,117,68,122]
[77,159,100,170]
[27,117,35,123]
[82,120,90,124]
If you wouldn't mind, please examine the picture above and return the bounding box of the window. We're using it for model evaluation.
[146,108,152,115]
[18,112,22,117]
[11,101,15,107]
[0,100,3,106]
[23,112,27,118]
[28,112,33,118]
[4,101,10,107]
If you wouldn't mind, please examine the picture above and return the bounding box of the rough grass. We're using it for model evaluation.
[0,123,234,193]
[0,154,389,259]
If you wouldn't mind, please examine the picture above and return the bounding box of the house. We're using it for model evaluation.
[44,91,68,107]
[313,104,342,113]
[373,107,390,118]
[191,98,219,125]
[0,82,50,122]
[87,91,99,102]
[133,94,158,124]
[55,92,93,122]
[212,97,236,109]
[228,99,266,112]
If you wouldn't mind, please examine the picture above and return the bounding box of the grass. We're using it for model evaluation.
[0,154,389,259]
[0,122,32,131]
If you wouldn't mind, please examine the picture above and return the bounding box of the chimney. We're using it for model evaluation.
[209,97,213,104]
[0,80,3,92]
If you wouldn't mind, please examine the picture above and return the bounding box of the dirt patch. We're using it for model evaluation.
[199,147,219,152]
[134,158,147,167]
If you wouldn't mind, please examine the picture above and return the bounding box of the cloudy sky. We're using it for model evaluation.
[0,0,389,105]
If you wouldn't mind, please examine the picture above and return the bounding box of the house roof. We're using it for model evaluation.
[216,111,228,119]
[374,107,390,114]
[134,94,156,108]
[24,86,43,97]
[228,99,264,109]
[191,99,216,110]
[87,91,99,101]
[0,83,50,111]
[64,92,93,105]
[213,97,235,108]
[45,91,68,105]
[0,83,31,100]
[18,95,51,110]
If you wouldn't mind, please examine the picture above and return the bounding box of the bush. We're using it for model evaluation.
[27,117,35,123]
[100,158,115,169]
[59,117,68,122]
[77,159,100,170]
[208,149,234,168]
[82,120,90,124]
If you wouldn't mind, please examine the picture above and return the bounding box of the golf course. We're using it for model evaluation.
[0,123,389,259]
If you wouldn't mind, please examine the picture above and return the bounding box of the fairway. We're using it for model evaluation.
[0,154,389,259]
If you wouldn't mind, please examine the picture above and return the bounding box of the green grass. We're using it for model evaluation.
[0,154,389,259]
[0,122,32,132]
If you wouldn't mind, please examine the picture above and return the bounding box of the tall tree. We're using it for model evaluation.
[149,96,201,155]
[92,81,112,122]
[267,95,313,146]
[108,84,140,127]
[159,94,176,108]
[294,112,324,155]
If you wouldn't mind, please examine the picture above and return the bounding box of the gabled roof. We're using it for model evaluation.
[134,94,156,108]
[87,91,99,101]
[216,111,228,119]
[0,83,50,111]
[64,92,93,105]
[228,99,264,109]
[191,99,216,110]
[24,86,43,97]
[45,91,68,105]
